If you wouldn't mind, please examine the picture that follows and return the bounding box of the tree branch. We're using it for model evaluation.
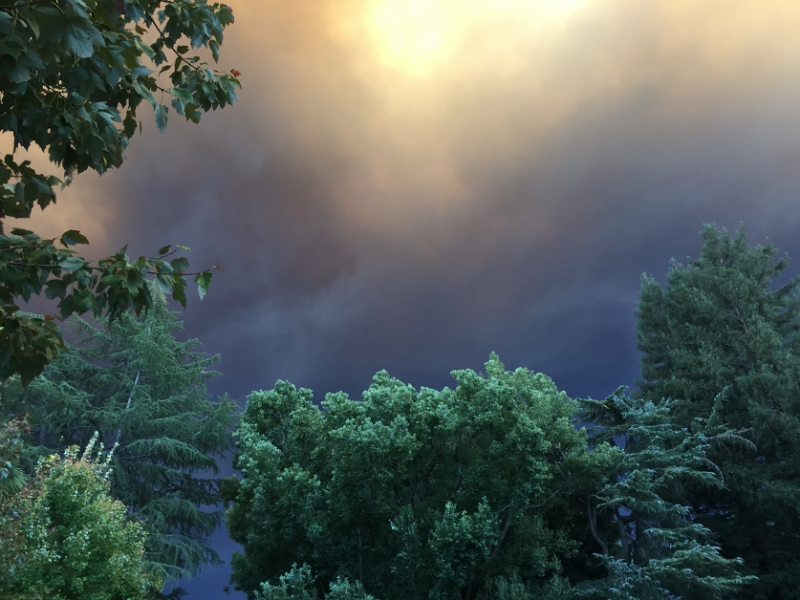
[587,495,609,556]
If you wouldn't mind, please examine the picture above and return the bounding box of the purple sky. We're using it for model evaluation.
[8,1,800,597]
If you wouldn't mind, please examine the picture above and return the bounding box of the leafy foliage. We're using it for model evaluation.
[1,299,237,588]
[226,353,758,600]
[226,354,592,600]
[255,564,378,600]
[0,434,159,600]
[0,0,240,383]
[0,416,27,501]
[636,225,800,599]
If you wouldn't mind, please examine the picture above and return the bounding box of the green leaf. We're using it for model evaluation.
[60,229,90,246]
[219,6,234,26]
[10,228,34,236]
[171,97,186,117]
[194,272,212,300]
[169,87,193,103]
[58,256,85,272]
[63,23,95,58]
[0,12,11,35]
[172,278,187,307]
[25,15,40,39]
[6,61,30,84]
[155,104,168,133]
[170,257,189,273]
[132,79,157,107]
[45,279,68,300]
[152,276,168,303]
[158,245,171,255]
[184,103,201,124]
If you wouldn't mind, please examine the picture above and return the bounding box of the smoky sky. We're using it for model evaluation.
[8,1,800,597]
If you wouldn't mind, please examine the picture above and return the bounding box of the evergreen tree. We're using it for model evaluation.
[636,224,800,599]
[576,389,753,600]
[0,300,237,589]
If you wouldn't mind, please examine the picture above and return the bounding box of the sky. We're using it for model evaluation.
[10,0,800,597]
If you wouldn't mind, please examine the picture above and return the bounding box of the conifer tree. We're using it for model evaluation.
[576,389,752,600]
[0,300,237,590]
[636,225,800,599]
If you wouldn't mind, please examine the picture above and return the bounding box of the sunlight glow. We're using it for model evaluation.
[364,0,586,76]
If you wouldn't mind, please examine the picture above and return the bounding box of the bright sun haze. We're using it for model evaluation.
[363,0,587,76]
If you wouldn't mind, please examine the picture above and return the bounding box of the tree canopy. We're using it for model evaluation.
[1,300,237,588]
[0,431,158,600]
[636,224,800,599]
[0,0,241,384]
[575,389,753,599]
[225,354,750,600]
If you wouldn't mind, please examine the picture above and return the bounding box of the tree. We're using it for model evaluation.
[0,299,237,588]
[0,0,241,384]
[226,353,758,599]
[225,354,590,600]
[0,433,159,600]
[0,416,29,580]
[0,416,26,500]
[254,564,378,600]
[575,389,753,600]
[636,225,800,599]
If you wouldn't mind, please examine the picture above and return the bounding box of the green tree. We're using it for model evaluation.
[0,299,237,588]
[254,564,378,600]
[0,0,240,384]
[636,224,800,599]
[575,389,753,600]
[0,416,29,581]
[0,434,159,600]
[226,354,589,600]
[0,416,26,500]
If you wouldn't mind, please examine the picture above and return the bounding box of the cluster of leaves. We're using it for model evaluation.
[1,298,238,588]
[0,0,239,191]
[225,353,751,600]
[0,0,241,384]
[0,431,159,600]
[254,564,377,600]
[0,227,217,385]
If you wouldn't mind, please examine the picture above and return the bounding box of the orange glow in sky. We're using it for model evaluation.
[352,0,588,77]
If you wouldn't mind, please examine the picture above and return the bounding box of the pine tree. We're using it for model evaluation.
[0,300,237,589]
[636,224,800,599]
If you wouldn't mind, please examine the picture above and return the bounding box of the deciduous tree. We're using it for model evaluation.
[0,0,240,384]
[0,433,158,600]
[226,354,591,600]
